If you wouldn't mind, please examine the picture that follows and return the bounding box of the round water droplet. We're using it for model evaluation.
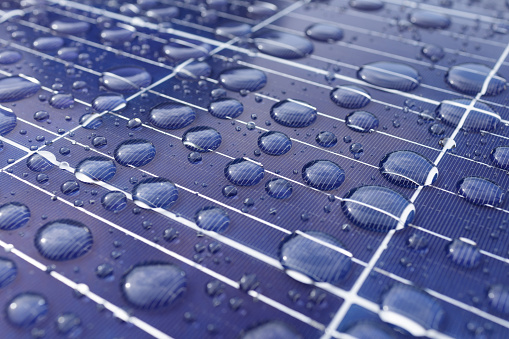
[6,293,48,328]
[132,178,179,209]
[409,10,451,29]
[101,191,127,212]
[149,102,195,130]
[436,99,500,132]
[279,231,352,284]
[100,27,135,44]
[114,139,156,167]
[358,61,421,92]
[177,61,211,80]
[0,202,30,231]
[122,263,186,309]
[315,131,337,148]
[491,146,509,170]
[182,126,222,153]
[421,44,445,62]
[265,178,293,199]
[222,185,237,198]
[0,50,22,64]
[488,285,509,314]
[75,156,116,182]
[34,219,93,261]
[258,131,292,156]
[302,160,345,191]
[270,99,317,128]
[92,93,126,112]
[0,107,16,135]
[33,36,64,51]
[0,258,16,288]
[51,19,90,34]
[26,153,55,172]
[345,110,379,133]
[330,85,371,109]
[219,68,267,92]
[61,180,80,196]
[447,238,481,269]
[349,0,384,11]
[216,22,252,38]
[208,98,244,119]
[240,321,300,339]
[254,32,313,59]
[100,66,151,92]
[195,206,230,233]
[56,312,82,337]
[457,177,504,206]
[0,76,40,102]
[446,63,506,96]
[341,186,415,232]
[163,40,212,62]
[49,93,74,109]
[380,150,438,188]
[224,158,264,186]
[305,23,343,42]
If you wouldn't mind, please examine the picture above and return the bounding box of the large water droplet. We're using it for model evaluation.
[409,10,451,29]
[341,186,415,231]
[0,258,16,288]
[92,93,126,112]
[380,285,444,337]
[265,178,293,199]
[0,76,40,102]
[114,139,156,167]
[330,85,371,109]
[176,61,211,81]
[380,150,438,188]
[219,68,267,92]
[258,131,292,156]
[195,206,230,233]
[0,107,16,135]
[75,156,116,182]
[302,160,345,191]
[100,66,151,92]
[447,238,481,269]
[349,0,384,11]
[100,27,135,44]
[182,126,222,153]
[26,153,55,172]
[357,62,421,92]
[149,102,196,130]
[240,321,300,338]
[0,50,22,65]
[491,146,509,170]
[163,40,212,62]
[446,63,506,96]
[279,231,352,284]
[33,36,64,51]
[50,19,90,34]
[132,178,179,209]
[122,263,186,309]
[436,99,500,132]
[57,47,79,61]
[208,98,244,119]
[101,191,127,212]
[488,285,509,314]
[457,177,504,206]
[6,293,48,328]
[34,219,93,261]
[216,22,252,38]
[305,24,343,42]
[254,32,314,59]
[345,110,379,133]
[224,158,264,186]
[0,202,30,231]
[49,93,74,109]
[56,312,82,337]
[270,99,317,128]
[247,3,278,20]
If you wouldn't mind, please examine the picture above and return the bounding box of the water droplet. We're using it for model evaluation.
[457,177,504,206]
[254,32,313,59]
[344,322,394,339]
[447,238,481,269]
[79,113,103,130]
[56,312,82,337]
[92,93,126,112]
[208,98,244,119]
[240,321,300,338]
[380,150,438,188]
[114,139,156,167]
[315,131,338,148]
[305,24,343,42]
[162,40,211,62]
[132,178,179,209]
[345,110,379,133]
[341,186,415,231]
[195,206,230,233]
[26,153,55,172]
[58,47,79,61]
[6,293,48,328]
[49,93,74,109]
[100,66,151,92]
[0,202,30,231]
[51,19,90,34]
[491,146,509,170]
[222,185,238,198]
[446,63,506,96]
[265,178,293,199]
[224,158,264,186]
[270,99,317,128]
[258,131,292,156]
[216,23,252,38]
[219,68,267,92]
[429,123,445,136]
[101,191,127,212]
[33,110,49,122]
[75,156,116,182]
[121,263,186,309]
[0,50,22,65]
[0,76,40,102]
[409,10,451,29]
[61,180,80,196]
[488,285,509,314]
[380,285,444,336]
[182,126,222,153]
[100,27,135,44]
[33,36,64,51]
[149,102,196,130]
[0,107,16,135]
[279,231,351,284]
[145,6,180,21]
[177,61,211,80]
[358,62,421,92]
[436,99,500,132]
[35,219,93,261]
[0,258,16,288]
[421,44,445,62]
[247,3,278,19]
[302,160,345,191]
[349,0,384,11]
[330,85,371,109]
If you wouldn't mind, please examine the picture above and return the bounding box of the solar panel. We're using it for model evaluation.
[0,0,508,338]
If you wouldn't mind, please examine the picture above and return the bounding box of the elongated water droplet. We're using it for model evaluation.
[132,178,179,209]
[446,63,506,96]
[358,62,421,92]
[219,68,267,92]
[0,76,40,102]
[436,99,500,132]
[75,156,116,182]
[457,177,504,206]
[254,32,313,59]
[265,178,293,199]
[182,126,222,153]
[114,139,156,167]
[195,206,230,233]
[330,85,371,109]
[208,98,244,119]
[149,102,195,130]
[100,66,151,92]
[224,158,264,186]
[380,150,438,188]
[270,99,317,128]
[345,110,379,133]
